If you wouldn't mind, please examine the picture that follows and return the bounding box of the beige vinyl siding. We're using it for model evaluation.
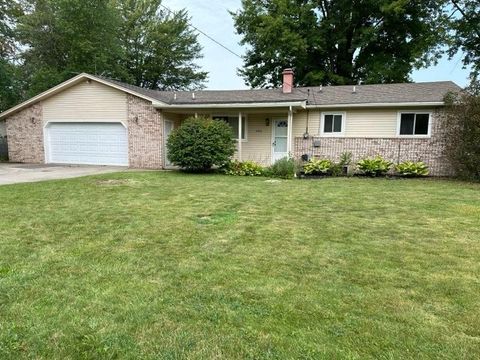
[344,109,397,137]
[43,81,127,124]
[292,110,318,138]
[0,120,6,137]
[293,109,402,138]
[240,114,273,165]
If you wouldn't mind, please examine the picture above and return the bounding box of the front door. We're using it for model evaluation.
[272,119,288,163]
[164,120,174,166]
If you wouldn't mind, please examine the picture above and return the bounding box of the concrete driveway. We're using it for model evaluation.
[0,163,127,185]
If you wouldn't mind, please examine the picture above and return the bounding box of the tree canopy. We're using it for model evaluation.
[115,0,207,90]
[0,0,207,112]
[0,0,23,111]
[447,1,480,80]
[17,0,123,98]
[232,0,460,87]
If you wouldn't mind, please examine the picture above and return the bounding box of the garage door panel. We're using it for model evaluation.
[46,123,128,166]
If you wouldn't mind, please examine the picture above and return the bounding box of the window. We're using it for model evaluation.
[321,112,345,136]
[398,112,430,136]
[213,115,247,140]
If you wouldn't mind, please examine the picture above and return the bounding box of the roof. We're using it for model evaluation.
[100,76,460,106]
[0,73,461,119]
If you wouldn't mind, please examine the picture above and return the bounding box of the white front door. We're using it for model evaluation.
[164,120,174,166]
[272,119,288,163]
[45,122,128,166]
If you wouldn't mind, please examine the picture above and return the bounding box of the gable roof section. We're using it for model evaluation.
[0,73,461,119]
[0,73,168,120]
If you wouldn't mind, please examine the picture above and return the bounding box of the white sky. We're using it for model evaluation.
[164,0,471,90]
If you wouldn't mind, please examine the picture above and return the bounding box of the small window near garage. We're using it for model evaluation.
[321,113,345,136]
[398,112,431,136]
[213,115,247,140]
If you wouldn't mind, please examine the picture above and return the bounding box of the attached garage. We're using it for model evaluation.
[1,75,167,168]
[45,122,128,166]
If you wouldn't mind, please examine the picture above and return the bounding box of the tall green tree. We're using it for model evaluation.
[232,0,448,87]
[443,83,480,180]
[114,0,207,90]
[447,0,480,80]
[17,0,123,97]
[0,0,23,112]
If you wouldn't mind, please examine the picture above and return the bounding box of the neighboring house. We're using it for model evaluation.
[0,69,460,175]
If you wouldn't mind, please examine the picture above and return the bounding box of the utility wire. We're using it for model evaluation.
[159,3,243,59]
[159,3,330,94]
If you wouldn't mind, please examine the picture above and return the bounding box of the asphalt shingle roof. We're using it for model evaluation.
[99,76,460,106]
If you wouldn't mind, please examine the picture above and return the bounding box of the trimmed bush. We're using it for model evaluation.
[395,161,429,177]
[357,156,392,177]
[167,117,236,172]
[265,157,298,179]
[222,160,264,176]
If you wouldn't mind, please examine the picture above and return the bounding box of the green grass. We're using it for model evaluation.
[0,172,479,359]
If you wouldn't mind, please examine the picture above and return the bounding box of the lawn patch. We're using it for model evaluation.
[0,173,479,359]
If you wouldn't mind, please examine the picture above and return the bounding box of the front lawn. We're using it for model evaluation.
[0,173,479,359]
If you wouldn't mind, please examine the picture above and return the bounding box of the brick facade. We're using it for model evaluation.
[3,92,454,176]
[127,95,164,169]
[294,109,453,176]
[6,103,44,164]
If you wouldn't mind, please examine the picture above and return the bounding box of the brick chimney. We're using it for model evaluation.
[282,68,294,93]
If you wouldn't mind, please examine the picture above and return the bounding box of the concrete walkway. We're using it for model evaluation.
[0,163,127,185]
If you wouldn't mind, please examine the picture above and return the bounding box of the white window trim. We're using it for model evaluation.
[320,111,346,137]
[212,114,248,142]
[396,110,432,138]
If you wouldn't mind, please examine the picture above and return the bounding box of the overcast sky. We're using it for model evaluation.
[164,0,471,90]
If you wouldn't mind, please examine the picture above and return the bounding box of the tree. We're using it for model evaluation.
[114,0,207,90]
[232,0,447,87]
[447,1,480,80]
[16,0,123,98]
[167,117,236,172]
[0,0,23,112]
[443,83,480,180]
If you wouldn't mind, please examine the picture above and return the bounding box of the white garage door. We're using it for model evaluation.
[45,123,128,166]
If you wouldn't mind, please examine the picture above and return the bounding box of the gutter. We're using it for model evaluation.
[306,101,445,109]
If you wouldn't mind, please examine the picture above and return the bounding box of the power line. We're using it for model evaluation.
[159,3,243,59]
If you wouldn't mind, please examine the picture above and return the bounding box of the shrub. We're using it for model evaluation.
[339,152,353,167]
[443,87,480,180]
[357,156,392,177]
[167,117,236,172]
[222,160,264,176]
[303,158,334,175]
[265,157,298,179]
[395,161,429,177]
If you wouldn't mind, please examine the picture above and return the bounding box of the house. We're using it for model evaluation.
[0,69,460,175]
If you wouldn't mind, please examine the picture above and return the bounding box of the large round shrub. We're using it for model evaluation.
[167,116,236,172]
